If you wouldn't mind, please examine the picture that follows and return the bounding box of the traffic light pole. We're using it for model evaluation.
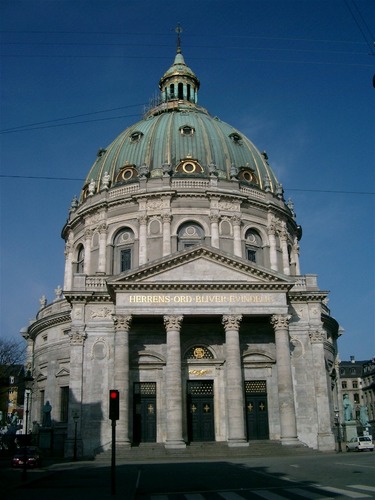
[111,418,116,495]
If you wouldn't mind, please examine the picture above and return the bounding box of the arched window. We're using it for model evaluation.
[170,84,175,99]
[76,245,85,273]
[113,228,135,274]
[178,82,183,99]
[177,222,204,250]
[244,229,263,265]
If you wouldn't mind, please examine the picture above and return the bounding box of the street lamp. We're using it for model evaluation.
[72,411,79,460]
[22,369,34,481]
[334,409,342,453]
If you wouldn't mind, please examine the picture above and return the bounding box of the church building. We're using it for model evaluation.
[22,36,341,458]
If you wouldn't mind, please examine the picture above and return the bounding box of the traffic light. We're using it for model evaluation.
[109,389,119,420]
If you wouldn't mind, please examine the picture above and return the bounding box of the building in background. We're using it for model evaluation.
[21,39,341,458]
[339,357,375,436]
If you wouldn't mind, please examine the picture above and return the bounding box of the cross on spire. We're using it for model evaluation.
[175,23,183,53]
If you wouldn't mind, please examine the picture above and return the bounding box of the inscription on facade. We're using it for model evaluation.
[128,294,273,304]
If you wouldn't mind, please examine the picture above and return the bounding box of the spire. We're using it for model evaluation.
[158,26,200,105]
[176,23,182,54]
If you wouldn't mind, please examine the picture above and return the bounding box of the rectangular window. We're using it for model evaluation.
[352,381,358,389]
[341,381,347,389]
[354,393,360,404]
[247,249,256,263]
[120,249,131,272]
[60,387,69,422]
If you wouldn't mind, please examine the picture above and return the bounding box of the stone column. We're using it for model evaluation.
[84,228,93,275]
[232,216,242,257]
[164,315,186,448]
[309,328,336,451]
[268,222,278,271]
[222,314,248,447]
[64,234,73,290]
[139,215,148,265]
[271,314,298,445]
[162,214,172,256]
[67,322,87,457]
[279,225,290,275]
[98,223,108,273]
[210,213,220,248]
[113,315,132,446]
[292,237,301,275]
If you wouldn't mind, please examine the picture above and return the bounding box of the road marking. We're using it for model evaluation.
[253,491,289,499]
[335,462,375,469]
[348,485,375,492]
[317,485,371,498]
[285,487,332,499]
[218,493,247,499]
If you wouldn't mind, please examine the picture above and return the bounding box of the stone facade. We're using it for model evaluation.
[21,43,340,458]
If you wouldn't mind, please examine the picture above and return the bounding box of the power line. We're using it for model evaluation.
[0,113,142,134]
[0,174,373,195]
[344,0,375,56]
[0,104,144,133]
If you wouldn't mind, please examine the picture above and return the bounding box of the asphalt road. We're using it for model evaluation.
[2,451,375,500]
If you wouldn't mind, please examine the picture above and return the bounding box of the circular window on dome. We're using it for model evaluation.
[130,131,143,143]
[183,163,196,173]
[115,166,137,184]
[175,159,204,175]
[238,168,259,185]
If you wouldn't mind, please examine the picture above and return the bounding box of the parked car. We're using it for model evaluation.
[11,446,43,468]
[346,436,374,452]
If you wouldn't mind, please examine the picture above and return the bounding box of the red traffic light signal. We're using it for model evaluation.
[109,390,119,420]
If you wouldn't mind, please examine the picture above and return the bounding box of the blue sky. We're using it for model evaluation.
[1,0,374,361]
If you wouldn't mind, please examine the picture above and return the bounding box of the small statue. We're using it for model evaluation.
[230,163,238,179]
[42,401,52,427]
[360,405,369,427]
[39,295,47,309]
[88,179,96,196]
[343,394,353,421]
[102,171,110,190]
[54,285,63,301]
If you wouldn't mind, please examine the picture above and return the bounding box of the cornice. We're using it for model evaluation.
[28,312,71,338]
[110,281,291,292]
[288,291,329,302]
[64,291,112,304]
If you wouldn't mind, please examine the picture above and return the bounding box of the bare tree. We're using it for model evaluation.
[0,338,26,378]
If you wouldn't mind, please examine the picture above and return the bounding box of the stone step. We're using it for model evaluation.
[95,440,315,462]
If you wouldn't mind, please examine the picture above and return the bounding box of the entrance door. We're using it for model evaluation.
[133,382,156,443]
[187,380,215,442]
[245,380,269,440]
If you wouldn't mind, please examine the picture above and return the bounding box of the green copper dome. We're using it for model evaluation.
[82,48,280,197]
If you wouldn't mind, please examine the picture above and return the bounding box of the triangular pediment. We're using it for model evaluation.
[108,245,293,292]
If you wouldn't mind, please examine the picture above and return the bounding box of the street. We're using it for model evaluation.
[2,451,375,499]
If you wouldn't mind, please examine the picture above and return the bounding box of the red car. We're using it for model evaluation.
[11,446,43,468]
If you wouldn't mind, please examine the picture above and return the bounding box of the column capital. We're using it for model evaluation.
[98,222,108,235]
[139,214,148,225]
[113,314,132,332]
[209,213,220,224]
[84,228,94,239]
[231,215,242,226]
[309,329,326,344]
[222,314,242,332]
[162,213,172,223]
[69,327,87,346]
[164,315,183,332]
[271,314,291,330]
